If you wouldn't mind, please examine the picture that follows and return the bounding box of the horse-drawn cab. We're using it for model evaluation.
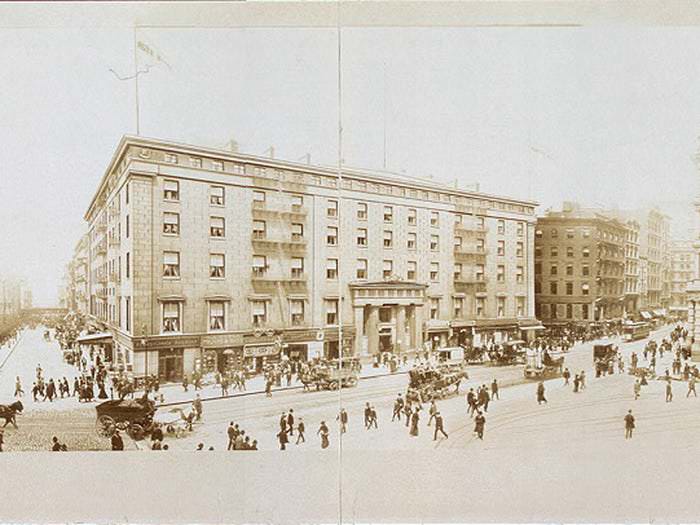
[524,348,564,380]
[95,396,156,441]
[300,359,360,391]
[406,363,469,404]
[489,341,527,366]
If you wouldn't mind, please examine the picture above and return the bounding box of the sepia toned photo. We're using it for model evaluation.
[3,1,700,523]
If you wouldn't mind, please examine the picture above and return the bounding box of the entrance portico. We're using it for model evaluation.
[349,280,427,357]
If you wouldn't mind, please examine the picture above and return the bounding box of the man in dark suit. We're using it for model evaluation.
[111,430,124,451]
[433,412,448,440]
[287,409,295,436]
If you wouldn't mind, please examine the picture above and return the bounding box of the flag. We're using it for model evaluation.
[136,39,172,71]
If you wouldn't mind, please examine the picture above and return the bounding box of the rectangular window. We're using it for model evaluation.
[291,194,303,210]
[430,262,439,281]
[407,232,417,250]
[212,160,224,171]
[566,228,575,239]
[383,206,393,223]
[516,297,525,317]
[535,281,542,294]
[210,217,225,238]
[163,251,180,278]
[210,185,225,206]
[164,180,179,201]
[327,226,338,246]
[582,303,589,319]
[383,259,393,279]
[126,215,130,238]
[477,216,485,229]
[407,261,417,281]
[430,211,439,227]
[325,299,338,325]
[253,220,266,240]
[125,183,129,205]
[453,297,464,319]
[582,282,590,295]
[497,240,505,256]
[535,246,542,257]
[582,247,590,257]
[357,202,368,220]
[494,265,504,282]
[253,190,266,208]
[291,223,304,241]
[550,282,558,295]
[497,297,506,318]
[408,208,417,225]
[566,264,574,276]
[326,258,338,279]
[383,230,393,248]
[126,252,130,279]
[290,257,304,279]
[551,264,558,276]
[251,301,267,326]
[477,239,485,252]
[566,282,573,295]
[356,259,368,280]
[209,301,225,331]
[356,228,367,247]
[165,153,178,164]
[566,246,574,257]
[162,302,181,333]
[455,214,463,225]
[551,246,559,257]
[163,212,180,235]
[252,255,267,277]
[454,236,463,249]
[476,264,485,281]
[327,199,338,218]
[476,297,485,317]
[454,263,463,280]
[566,304,573,319]
[517,222,525,237]
[430,298,440,319]
[290,300,305,326]
[516,242,524,257]
[210,253,225,278]
[551,228,558,238]
[497,220,505,235]
[582,229,590,238]
[516,266,524,283]
[535,262,542,274]
[430,235,439,251]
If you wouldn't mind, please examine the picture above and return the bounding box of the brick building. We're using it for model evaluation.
[535,203,627,323]
[669,240,694,318]
[82,136,539,380]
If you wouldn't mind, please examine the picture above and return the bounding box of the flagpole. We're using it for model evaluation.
[133,26,140,136]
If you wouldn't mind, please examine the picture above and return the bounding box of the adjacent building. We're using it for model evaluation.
[669,240,694,318]
[628,208,671,310]
[0,277,28,333]
[535,202,627,323]
[64,234,89,314]
[81,135,539,380]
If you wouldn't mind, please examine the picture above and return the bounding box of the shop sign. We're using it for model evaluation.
[145,335,201,349]
[243,344,279,357]
[201,333,245,348]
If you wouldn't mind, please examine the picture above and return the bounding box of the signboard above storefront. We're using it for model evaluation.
[201,333,245,349]
[243,344,279,358]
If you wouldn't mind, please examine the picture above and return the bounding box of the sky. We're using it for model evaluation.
[1,9,700,306]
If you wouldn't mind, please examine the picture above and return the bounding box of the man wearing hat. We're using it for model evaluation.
[111,429,124,451]
[433,412,448,441]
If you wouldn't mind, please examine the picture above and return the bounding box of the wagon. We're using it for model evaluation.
[524,353,564,380]
[406,363,469,403]
[95,397,156,441]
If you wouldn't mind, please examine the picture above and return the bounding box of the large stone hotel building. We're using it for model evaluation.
[80,136,539,381]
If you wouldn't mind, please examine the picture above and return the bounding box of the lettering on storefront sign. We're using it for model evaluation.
[145,336,201,349]
[243,344,279,357]
[201,333,245,348]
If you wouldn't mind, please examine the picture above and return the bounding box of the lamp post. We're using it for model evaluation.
[141,324,148,394]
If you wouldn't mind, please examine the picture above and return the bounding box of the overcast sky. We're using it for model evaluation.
[1,12,699,305]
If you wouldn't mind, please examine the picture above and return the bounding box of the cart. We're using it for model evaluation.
[95,397,156,441]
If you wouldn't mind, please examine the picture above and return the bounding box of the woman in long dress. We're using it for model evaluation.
[409,409,420,437]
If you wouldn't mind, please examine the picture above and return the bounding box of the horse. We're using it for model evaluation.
[0,401,24,429]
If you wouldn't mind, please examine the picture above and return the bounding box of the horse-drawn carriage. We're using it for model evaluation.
[406,363,469,404]
[300,359,360,391]
[524,350,564,379]
[488,341,527,366]
[95,397,157,441]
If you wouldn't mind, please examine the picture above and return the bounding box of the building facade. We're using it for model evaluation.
[82,136,539,380]
[669,240,694,318]
[622,219,641,315]
[64,234,89,313]
[535,203,627,323]
[0,277,27,334]
[628,208,671,310]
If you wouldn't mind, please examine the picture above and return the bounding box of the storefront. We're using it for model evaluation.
[472,320,521,347]
[200,333,246,373]
[244,342,280,371]
[450,321,475,347]
[424,319,450,349]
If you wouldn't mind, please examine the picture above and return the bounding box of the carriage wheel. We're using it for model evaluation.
[128,423,145,441]
[96,415,115,437]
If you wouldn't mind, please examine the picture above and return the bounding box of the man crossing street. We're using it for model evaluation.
[433,412,448,440]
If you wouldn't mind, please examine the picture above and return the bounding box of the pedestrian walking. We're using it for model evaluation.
[392,394,404,421]
[403,401,412,427]
[336,408,348,434]
[287,409,295,436]
[573,374,580,393]
[563,368,571,386]
[265,379,272,397]
[409,408,420,437]
[227,422,236,450]
[479,384,491,412]
[14,376,24,398]
[280,413,288,435]
[491,379,499,400]
[634,380,641,400]
[466,388,476,417]
[666,380,673,402]
[537,381,547,405]
[317,421,330,449]
[296,418,306,444]
[624,409,635,439]
[474,411,486,440]
[369,406,378,429]
[579,371,586,390]
[433,412,448,440]
[427,400,438,427]
[193,394,203,421]
[688,377,697,397]
[277,427,289,450]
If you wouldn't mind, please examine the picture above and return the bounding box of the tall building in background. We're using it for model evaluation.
[627,208,671,310]
[535,202,627,324]
[79,136,539,380]
[65,234,89,313]
[0,277,28,332]
[669,240,694,319]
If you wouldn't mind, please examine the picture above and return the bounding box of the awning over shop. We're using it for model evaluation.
[76,332,112,344]
[518,319,545,331]
[669,306,689,312]
[639,311,652,320]
[653,309,667,317]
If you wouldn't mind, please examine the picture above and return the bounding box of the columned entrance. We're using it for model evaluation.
[349,280,427,357]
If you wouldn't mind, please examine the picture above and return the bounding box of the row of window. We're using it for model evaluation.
[537,303,591,320]
[535,262,591,276]
[535,281,592,296]
[536,227,625,243]
[535,246,592,258]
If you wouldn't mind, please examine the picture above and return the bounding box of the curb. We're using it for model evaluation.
[0,330,26,371]
[156,368,411,408]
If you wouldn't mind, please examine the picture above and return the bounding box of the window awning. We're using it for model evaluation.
[639,311,652,320]
[76,332,112,344]
[653,309,667,317]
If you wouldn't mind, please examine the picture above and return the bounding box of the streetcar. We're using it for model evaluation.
[623,322,650,342]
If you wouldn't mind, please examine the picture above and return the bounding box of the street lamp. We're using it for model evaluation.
[140,324,148,394]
